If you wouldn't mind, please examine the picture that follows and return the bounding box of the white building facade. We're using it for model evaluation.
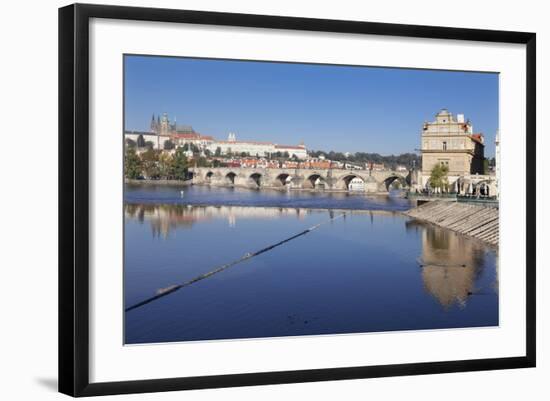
[205,133,307,159]
[124,131,172,150]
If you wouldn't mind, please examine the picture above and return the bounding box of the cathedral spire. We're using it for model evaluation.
[150,114,156,133]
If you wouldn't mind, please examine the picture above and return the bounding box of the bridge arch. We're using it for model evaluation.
[384,175,408,191]
[205,171,214,182]
[303,173,326,190]
[474,180,492,197]
[225,172,237,185]
[337,174,368,191]
[249,172,262,188]
[274,173,293,187]
[456,176,470,194]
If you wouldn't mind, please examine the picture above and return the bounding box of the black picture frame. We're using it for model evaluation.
[59,3,536,397]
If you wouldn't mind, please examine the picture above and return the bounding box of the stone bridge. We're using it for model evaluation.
[190,167,412,192]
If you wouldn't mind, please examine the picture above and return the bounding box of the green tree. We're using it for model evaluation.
[163,139,175,150]
[124,147,142,179]
[214,147,222,157]
[171,148,189,180]
[141,148,160,179]
[158,152,173,178]
[429,164,449,192]
[136,134,145,148]
[125,138,136,148]
[196,156,212,167]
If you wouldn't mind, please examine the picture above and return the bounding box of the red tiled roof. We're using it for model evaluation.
[172,132,213,141]
[470,133,484,144]
[173,133,200,139]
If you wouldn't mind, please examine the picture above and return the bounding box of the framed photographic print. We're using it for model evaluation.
[58,3,536,397]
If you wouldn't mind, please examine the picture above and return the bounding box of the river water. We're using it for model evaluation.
[124,184,498,344]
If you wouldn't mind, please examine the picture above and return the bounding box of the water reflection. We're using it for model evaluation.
[125,203,312,238]
[124,198,498,343]
[407,220,498,309]
[127,203,498,311]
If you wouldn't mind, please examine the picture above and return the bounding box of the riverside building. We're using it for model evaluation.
[419,109,489,193]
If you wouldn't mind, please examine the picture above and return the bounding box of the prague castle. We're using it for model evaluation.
[125,112,308,159]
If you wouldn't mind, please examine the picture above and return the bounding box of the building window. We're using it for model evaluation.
[442,141,447,150]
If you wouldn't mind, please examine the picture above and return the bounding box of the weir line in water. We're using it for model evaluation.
[125,212,347,312]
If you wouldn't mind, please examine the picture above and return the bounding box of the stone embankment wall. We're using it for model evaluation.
[404,201,499,246]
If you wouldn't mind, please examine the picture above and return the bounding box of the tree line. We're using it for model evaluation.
[125,147,190,180]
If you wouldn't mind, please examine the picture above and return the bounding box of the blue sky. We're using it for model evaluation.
[124,55,498,157]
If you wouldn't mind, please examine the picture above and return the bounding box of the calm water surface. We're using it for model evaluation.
[125,183,412,211]
[124,185,498,344]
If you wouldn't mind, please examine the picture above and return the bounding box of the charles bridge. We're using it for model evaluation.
[189,167,413,192]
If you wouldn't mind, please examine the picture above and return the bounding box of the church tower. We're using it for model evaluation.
[160,113,170,136]
[150,114,157,134]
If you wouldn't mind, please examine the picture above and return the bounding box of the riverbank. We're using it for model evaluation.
[404,201,499,246]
